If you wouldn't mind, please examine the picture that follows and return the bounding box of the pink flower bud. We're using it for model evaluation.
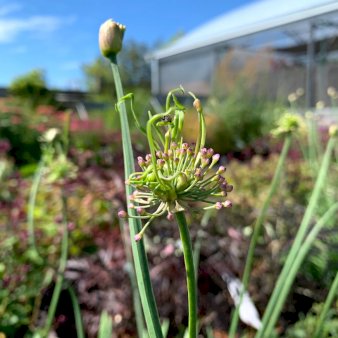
[207,148,214,158]
[223,200,232,208]
[134,233,142,241]
[167,212,174,221]
[137,156,145,166]
[215,202,223,210]
[200,148,208,157]
[136,207,145,215]
[212,154,220,163]
[171,142,178,150]
[217,166,226,174]
[118,210,127,218]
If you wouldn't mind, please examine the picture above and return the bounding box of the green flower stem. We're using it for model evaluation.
[119,219,145,338]
[313,270,338,338]
[27,160,44,252]
[68,286,85,338]
[263,202,338,338]
[175,211,197,338]
[229,134,292,338]
[43,193,69,336]
[110,55,163,338]
[256,136,336,338]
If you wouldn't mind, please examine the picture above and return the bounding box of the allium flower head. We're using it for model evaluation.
[119,87,233,241]
[271,112,304,137]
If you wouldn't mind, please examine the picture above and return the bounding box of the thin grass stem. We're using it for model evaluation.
[263,202,338,337]
[256,136,336,338]
[42,193,69,336]
[229,134,292,338]
[313,271,338,338]
[68,286,85,338]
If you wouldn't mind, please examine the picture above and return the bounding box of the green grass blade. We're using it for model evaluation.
[229,134,292,338]
[98,311,113,338]
[263,202,338,337]
[313,271,338,338]
[256,136,336,338]
[68,286,85,338]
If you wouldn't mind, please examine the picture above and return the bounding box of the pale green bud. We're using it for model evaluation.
[329,124,338,137]
[99,19,126,58]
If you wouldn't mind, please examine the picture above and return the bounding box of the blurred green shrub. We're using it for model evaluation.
[0,112,41,167]
[285,302,338,338]
[204,89,284,153]
[9,70,55,110]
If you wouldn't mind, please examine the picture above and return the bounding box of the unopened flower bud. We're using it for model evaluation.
[200,148,208,157]
[215,202,223,210]
[217,166,226,174]
[137,156,145,167]
[156,151,162,158]
[201,157,210,168]
[137,207,145,215]
[134,233,142,242]
[207,148,214,158]
[157,159,165,168]
[167,212,174,221]
[222,200,232,208]
[118,210,127,218]
[329,124,338,137]
[171,142,178,150]
[210,154,220,167]
[99,19,126,58]
[193,98,202,113]
[194,168,203,180]
[218,175,225,183]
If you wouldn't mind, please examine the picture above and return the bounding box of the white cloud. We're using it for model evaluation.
[0,16,65,43]
[0,2,76,44]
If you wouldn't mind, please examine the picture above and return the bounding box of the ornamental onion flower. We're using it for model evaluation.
[118,88,233,241]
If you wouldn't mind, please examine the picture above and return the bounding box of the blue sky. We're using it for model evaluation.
[0,0,255,89]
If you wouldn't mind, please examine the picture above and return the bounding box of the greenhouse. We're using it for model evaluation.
[149,0,338,106]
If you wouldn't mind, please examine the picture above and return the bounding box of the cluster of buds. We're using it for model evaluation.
[118,88,233,241]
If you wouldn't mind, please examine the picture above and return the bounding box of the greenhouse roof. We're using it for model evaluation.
[151,0,338,60]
